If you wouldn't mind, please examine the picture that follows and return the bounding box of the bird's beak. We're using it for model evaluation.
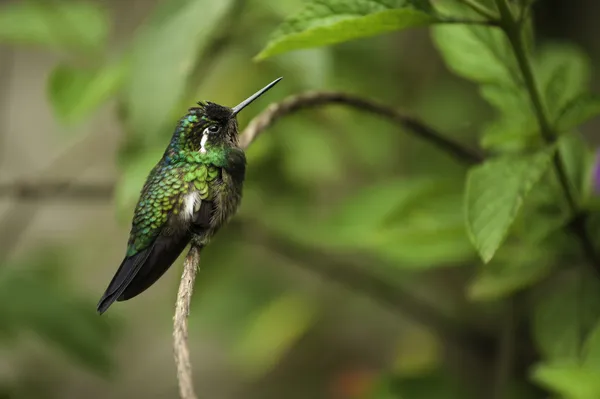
[231,77,283,117]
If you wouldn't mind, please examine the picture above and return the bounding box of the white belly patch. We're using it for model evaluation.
[183,192,201,221]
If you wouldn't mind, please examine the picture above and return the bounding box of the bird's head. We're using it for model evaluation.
[172,77,282,154]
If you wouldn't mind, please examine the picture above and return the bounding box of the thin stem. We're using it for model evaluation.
[494,0,575,208]
[494,0,600,276]
[458,0,499,20]
[173,246,201,399]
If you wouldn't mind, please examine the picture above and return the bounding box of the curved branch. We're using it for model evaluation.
[172,90,484,397]
[239,91,483,163]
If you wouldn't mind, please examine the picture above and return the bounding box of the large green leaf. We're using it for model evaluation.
[47,58,128,125]
[256,0,437,60]
[432,3,517,85]
[125,0,234,141]
[465,148,555,263]
[0,2,108,52]
[532,272,600,362]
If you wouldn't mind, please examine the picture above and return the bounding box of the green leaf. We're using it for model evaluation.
[432,3,517,85]
[465,148,555,263]
[532,272,600,362]
[256,0,437,60]
[556,94,600,132]
[536,43,591,119]
[232,293,317,378]
[327,178,474,268]
[126,0,234,140]
[479,84,539,152]
[468,244,553,301]
[0,2,108,52]
[532,364,600,399]
[48,58,128,125]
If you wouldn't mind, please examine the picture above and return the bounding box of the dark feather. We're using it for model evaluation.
[96,233,190,314]
[191,200,215,232]
[224,148,246,181]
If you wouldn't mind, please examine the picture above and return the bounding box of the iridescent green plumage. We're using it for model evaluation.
[97,78,282,314]
[127,160,221,256]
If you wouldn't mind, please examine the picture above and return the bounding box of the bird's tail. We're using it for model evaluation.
[97,235,190,314]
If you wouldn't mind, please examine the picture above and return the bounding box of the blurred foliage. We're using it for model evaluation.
[0,247,117,395]
[2,0,600,397]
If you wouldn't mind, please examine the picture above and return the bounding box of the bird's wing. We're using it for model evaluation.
[97,165,188,313]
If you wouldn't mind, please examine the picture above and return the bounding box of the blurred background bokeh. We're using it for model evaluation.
[1,0,600,398]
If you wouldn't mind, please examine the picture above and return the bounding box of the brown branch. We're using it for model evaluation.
[173,245,201,399]
[240,91,484,165]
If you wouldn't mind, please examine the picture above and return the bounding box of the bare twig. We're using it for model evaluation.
[240,91,483,164]
[173,245,201,399]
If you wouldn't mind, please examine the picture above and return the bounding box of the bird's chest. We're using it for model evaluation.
[176,163,221,219]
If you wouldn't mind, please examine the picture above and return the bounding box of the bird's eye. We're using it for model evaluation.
[208,125,220,133]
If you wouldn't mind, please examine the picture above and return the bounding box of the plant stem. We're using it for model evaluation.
[458,0,499,20]
[494,0,575,209]
[494,0,600,275]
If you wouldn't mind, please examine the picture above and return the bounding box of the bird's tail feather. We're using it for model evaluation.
[97,235,190,314]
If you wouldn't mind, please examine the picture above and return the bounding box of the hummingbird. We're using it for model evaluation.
[97,77,282,314]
